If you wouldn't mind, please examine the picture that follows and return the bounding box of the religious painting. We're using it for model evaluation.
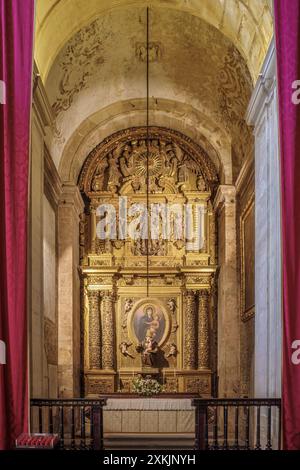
[128,301,170,346]
[240,196,255,321]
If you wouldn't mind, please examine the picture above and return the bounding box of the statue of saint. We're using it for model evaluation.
[136,333,158,367]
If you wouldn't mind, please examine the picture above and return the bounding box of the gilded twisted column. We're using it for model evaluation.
[88,290,101,369]
[100,291,115,370]
[184,290,197,369]
[198,289,210,369]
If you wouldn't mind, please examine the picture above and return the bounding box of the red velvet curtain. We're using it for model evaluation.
[0,0,34,449]
[274,0,300,450]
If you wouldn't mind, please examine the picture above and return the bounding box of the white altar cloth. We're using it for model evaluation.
[105,398,194,411]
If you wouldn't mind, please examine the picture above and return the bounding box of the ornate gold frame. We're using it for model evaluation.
[240,194,255,322]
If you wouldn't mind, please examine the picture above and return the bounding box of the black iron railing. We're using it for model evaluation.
[31,397,281,450]
[30,398,107,450]
[193,398,281,450]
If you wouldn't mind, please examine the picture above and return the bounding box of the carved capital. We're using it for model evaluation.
[59,183,84,216]
[213,185,236,213]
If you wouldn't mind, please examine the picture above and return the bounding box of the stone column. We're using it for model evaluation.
[246,40,281,400]
[183,290,197,370]
[100,291,115,370]
[58,184,84,397]
[214,185,240,397]
[88,290,101,369]
[198,289,210,370]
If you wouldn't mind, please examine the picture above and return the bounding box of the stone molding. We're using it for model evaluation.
[59,183,84,216]
[44,147,62,206]
[245,39,276,128]
[32,62,54,133]
[213,185,236,213]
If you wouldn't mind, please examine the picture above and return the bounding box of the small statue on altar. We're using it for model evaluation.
[136,334,158,367]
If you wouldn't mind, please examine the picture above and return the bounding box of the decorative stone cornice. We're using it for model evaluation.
[245,38,276,127]
[59,183,84,216]
[32,62,54,132]
[213,185,236,213]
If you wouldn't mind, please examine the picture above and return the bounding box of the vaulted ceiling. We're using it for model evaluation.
[35,1,273,183]
[35,0,273,83]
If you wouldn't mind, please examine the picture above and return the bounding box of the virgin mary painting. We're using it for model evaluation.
[133,304,165,344]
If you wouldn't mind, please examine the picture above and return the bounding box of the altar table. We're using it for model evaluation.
[103,397,195,434]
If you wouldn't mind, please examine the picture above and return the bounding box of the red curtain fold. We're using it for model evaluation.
[0,0,34,449]
[274,0,300,450]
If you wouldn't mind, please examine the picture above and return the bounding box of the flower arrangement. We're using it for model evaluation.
[132,374,163,396]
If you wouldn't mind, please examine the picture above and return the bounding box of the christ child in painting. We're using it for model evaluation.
[147,313,161,339]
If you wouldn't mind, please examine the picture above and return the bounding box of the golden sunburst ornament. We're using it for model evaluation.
[135,150,163,177]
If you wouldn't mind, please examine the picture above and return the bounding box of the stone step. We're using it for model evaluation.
[104,432,195,449]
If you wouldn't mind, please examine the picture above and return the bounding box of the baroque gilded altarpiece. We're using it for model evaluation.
[78,127,219,396]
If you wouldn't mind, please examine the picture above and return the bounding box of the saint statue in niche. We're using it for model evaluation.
[136,333,158,367]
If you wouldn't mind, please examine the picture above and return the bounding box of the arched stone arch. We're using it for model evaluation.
[57,98,232,185]
[78,125,219,195]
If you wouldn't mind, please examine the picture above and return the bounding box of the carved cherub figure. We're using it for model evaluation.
[167,298,176,313]
[124,298,133,313]
[119,341,135,359]
[166,343,178,358]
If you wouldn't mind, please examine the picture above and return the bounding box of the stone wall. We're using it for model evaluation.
[236,152,255,396]
[246,41,281,400]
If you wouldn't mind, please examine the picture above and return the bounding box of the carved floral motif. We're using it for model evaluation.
[198,290,210,369]
[88,290,101,369]
[186,377,210,394]
[183,291,197,369]
[100,291,115,370]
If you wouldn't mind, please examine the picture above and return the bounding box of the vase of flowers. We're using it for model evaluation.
[132,374,163,396]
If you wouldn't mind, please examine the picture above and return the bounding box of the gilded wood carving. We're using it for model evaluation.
[79,127,218,395]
